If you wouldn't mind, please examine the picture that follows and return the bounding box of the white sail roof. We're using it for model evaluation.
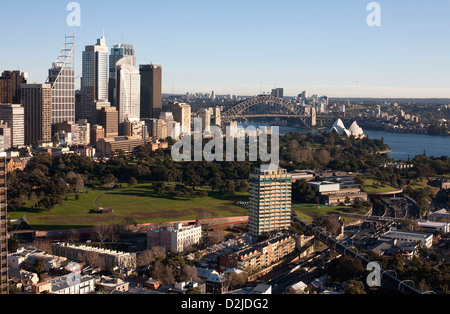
[330,119,365,138]
[330,119,346,135]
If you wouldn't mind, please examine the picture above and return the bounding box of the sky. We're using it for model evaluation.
[1,0,450,98]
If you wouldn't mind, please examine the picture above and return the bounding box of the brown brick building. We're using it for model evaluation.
[219,234,296,272]
[21,84,52,146]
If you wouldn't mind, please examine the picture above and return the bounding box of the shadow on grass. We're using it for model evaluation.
[11,206,49,215]
[31,225,95,231]
[104,183,249,204]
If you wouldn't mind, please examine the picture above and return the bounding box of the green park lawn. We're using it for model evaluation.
[361,177,401,194]
[294,203,360,224]
[407,178,439,192]
[8,183,249,231]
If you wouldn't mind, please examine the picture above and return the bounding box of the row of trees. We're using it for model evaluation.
[280,131,392,173]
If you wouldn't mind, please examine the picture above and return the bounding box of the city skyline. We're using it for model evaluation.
[1,0,450,98]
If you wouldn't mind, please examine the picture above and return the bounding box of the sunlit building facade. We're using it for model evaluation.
[47,35,76,128]
[248,166,292,238]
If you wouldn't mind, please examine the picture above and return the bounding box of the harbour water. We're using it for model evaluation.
[238,122,450,161]
[364,130,450,161]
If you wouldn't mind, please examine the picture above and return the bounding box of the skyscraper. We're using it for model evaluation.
[21,84,52,146]
[213,107,221,126]
[109,44,135,107]
[0,124,11,151]
[271,88,284,99]
[116,56,140,124]
[47,34,76,128]
[0,104,25,148]
[171,102,191,136]
[146,118,167,141]
[199,109,211,133]
[98,106,119,138]
[0,70,28,104]
[80,35,109,123]
[159,112,175,138]
[140,64,162,119]
[0,152,7,294]
[248,166,292,238]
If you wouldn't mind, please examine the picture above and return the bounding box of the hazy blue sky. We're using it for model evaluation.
[2,0,450,98]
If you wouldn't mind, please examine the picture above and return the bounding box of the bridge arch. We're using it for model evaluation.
[221,95,314,128]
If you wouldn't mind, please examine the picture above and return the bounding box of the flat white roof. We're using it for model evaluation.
[418,220,449,227]
[385,230,432,240]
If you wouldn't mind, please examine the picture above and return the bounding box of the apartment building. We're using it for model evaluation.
[33,274,95,295]
[219,234,296,272]
[147,223,202,253]
[51,243,136,270]
[248,166,292,238]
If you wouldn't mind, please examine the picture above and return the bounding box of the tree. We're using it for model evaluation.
[345,280,367,294]
[30,258,46,275]
[29,191,38,203]
[38,196,56,212]
[150,246,167,261]
[184,173,203,191]
[316,149,331,165]
[154,181,166,197]
[102,174,118,187]
[182,266,201,283]
[65,171,85,190]
[67,229,80,244]
[326,256,365,283]
[28,169,48,187]
[235,180,249,193]
[109,224,124,244]
[322,215,343,236]
[210,173,223,192]
[292,180,316,204]
[207,230,225,245]
[91,223,111,247]
[150,261,175,285]
[82,251,106,270]
[220,180,235,196]
[128,177,138,188]
[137,249,157,268]
[227,272,248,289]
[32,239,52,254]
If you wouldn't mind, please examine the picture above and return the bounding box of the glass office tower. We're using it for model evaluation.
[47,34,76,128]
[109,44,135,107]
[139,64,162,119]
[80,35,109,123]
[116,56,141,124]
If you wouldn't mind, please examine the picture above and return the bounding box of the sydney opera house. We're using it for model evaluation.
[330,119,366,139]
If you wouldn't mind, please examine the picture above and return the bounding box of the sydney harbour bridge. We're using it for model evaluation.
[221,95,317,128]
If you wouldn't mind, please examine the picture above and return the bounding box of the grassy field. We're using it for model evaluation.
[407,178,439,192]
[361,177,400,193]
[8,183,249,230]
[293,203,357,224]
